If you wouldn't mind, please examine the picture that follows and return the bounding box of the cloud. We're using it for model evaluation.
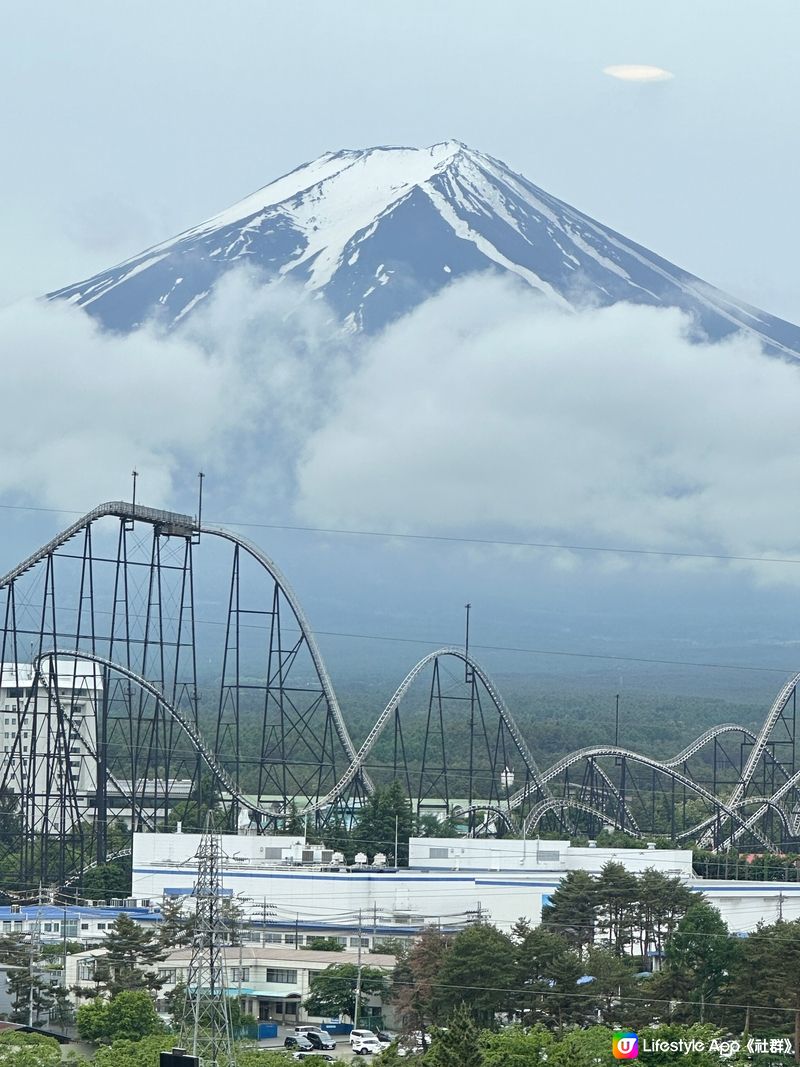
[294,275,800,571]
[0,270,352,510]
[603,64,674,83]
[5,270,800,587]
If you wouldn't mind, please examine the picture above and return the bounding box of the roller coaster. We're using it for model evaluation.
[0,501,798,890]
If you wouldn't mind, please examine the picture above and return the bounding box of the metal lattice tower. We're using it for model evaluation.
[182,815,235,1067]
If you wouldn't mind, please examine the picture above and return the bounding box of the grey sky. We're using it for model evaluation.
[2,0,799,322]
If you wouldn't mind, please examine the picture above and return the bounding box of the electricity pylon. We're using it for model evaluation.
[182,814,235,1067]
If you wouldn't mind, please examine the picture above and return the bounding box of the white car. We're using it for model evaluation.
[350,1030,389,1056]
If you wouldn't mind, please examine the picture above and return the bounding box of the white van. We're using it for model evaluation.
[350,1029,388,1055]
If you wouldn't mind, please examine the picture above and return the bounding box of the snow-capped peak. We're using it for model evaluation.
[48,141,800,357]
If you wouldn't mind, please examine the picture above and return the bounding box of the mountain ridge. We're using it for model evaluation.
[49,141,800,355]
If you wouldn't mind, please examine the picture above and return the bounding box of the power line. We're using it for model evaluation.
[3,501,800,569]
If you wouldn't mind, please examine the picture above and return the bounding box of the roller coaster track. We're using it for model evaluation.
[679,797,795,843]
[3,500,800,865]
[300,647,553,816]
[510,745,773,849]
[716,766,800,850]
[727,673,800,809]
[664,724,757,767]
[523,798,640,838]
[0,501,361,776]
[37,650,282,823]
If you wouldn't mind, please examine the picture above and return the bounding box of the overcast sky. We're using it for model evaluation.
[2,0,800,322]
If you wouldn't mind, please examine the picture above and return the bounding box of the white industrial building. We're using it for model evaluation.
[131,831,800,935]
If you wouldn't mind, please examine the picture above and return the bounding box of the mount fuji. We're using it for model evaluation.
[50,140,800,355]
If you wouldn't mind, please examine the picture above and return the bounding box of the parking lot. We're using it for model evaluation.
[258,1026,370,1061]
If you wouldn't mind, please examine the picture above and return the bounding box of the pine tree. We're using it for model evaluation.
[97,914,165,995]
[665,900,738,1025]
[424,1004,483,1067]
[595,861,638,956]
[158,897,192,949]
[541,870,597,957]
[390,925,450,1036]
[432,922,515,1026]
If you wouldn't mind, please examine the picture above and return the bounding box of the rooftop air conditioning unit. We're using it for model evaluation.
[320,850,333,864]
[354,852,368,865]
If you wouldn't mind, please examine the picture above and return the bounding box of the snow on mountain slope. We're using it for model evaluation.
[49,141,800,356]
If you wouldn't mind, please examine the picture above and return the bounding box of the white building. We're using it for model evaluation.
[65,943,396,1029]
[131,831,800,935]
[0,660,100,831]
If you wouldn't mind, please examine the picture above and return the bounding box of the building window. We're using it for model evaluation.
[266,968,297,984]
[349,937,369,948]
[231,967,250,982]
[158,968,177,983]
[78,962,95,981]
[97,923,106,931]
[264,932,282,943]
[283,1001,297,1015]
[81,923,89,931]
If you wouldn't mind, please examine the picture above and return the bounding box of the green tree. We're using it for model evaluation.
[92,1036,178,1067]
[352,780,413,865]
[725,919,800,1047]
[480,1023,553,1065]
[595,862,638,956]
[302,936,344,952]
[583,946,636,1023]
[432,922,515,1027]
[77,989,164,1044]
[548,1025,616,1067]
[96,914,165,995]
[80,856,133,902]
[666,900,738,1024]
[158,897,192,949]
[635,869,695,964]
[0,1031,61,1067]
[641,1023,730,1067]
[511,919,584,1029]
[423,1004,482,1067]
[390,926,450,1036]
[6,963,63,1026]
[304,962,388,1021]
[541,870,597,957]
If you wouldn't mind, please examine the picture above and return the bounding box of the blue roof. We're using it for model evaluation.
[0,905,160,921]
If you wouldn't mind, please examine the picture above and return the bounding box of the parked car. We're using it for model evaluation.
[352,1037,388,1056]
[350,1029,380,1047]
[305,1033,335,1051]
[284,1035,314,1050]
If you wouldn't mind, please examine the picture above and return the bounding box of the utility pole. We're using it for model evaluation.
[356,913,364,1028]
[181,814,235,1067]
